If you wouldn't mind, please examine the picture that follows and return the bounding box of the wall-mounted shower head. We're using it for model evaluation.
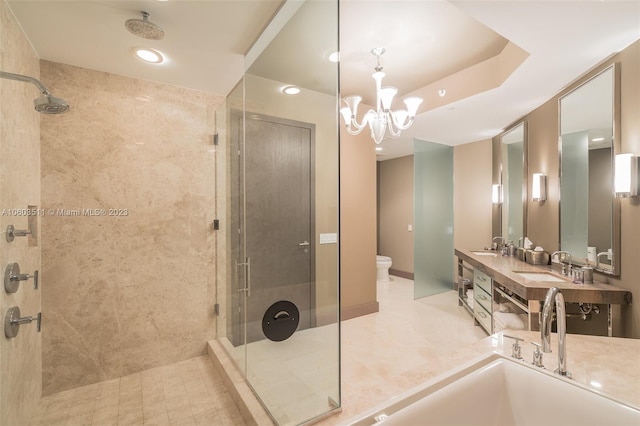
[34,95,69,114]
[0,70,69,114]
[125,11,165,40]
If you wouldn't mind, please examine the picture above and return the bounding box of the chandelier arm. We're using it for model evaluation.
[345,125,363,136]
[349,117,367,132]
[389,111,406,130]
[386,113,402,137]
[393,116,415,131]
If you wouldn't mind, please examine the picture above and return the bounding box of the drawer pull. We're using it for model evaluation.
[478,294,489,301]
[477,311,487,319]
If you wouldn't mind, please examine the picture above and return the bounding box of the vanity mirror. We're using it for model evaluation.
[500,122,527,246]
[559,64,620,276]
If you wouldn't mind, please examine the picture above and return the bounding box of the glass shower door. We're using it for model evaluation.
[223,1,340,424]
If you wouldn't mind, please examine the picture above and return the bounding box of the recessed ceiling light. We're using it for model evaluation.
[438,88,447,97]
[282,86,301,95]
[132,47,164,63]
[328,51,340,63]
[375,147,383,151]
[591,137,605,142]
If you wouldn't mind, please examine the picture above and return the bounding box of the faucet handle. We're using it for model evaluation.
[531,342,544,368]
[504,335,524,360]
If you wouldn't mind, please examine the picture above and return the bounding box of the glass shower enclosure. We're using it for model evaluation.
[219,1,340,425]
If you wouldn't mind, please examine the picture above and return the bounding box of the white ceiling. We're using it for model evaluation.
[6,0,640,161]
[7,0,283,95]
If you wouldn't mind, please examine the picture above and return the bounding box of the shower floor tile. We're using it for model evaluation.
[30,356,246,426]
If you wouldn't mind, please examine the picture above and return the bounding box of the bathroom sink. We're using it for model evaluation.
[346,353,639,425]
[471,250,497,256]
[513,271,567,282]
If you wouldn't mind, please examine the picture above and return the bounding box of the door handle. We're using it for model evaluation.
[236,257,251,297]
[298,241,310,246]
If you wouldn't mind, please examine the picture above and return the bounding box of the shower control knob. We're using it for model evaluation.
[4,307,42,338]
[5,225,32,242]
[4,263,38,293]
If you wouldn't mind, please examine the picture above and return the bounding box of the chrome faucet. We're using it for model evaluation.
[551,251,572,275]
[541,287,570,377]
[492,236,505,251]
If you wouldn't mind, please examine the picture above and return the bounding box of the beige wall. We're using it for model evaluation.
[522,40,640,337]
[454,139,494,252]
[378,155,414,275]
[340,129,378,320]
[0,1,42,423]
[40,61,224,394]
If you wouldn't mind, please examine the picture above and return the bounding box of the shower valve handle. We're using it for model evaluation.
[4,263,39,293]
[4,307,42,338]
[6,225,32,242]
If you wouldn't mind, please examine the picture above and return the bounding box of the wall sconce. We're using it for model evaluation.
[492,184,503,204]
[532,173,547,202]
[614,153,638,197]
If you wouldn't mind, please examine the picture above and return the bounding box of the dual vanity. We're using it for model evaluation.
[455,248,632,337]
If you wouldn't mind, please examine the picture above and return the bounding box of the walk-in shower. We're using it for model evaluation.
[0,70,69,114]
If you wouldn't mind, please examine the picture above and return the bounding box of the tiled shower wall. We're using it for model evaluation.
[0,1,42,424]
[40,60,225,394]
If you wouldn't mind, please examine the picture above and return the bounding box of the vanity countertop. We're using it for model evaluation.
[455,248,632,305]
[462,331,640,409]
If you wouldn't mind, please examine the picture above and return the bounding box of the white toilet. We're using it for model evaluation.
[376,255,392,282]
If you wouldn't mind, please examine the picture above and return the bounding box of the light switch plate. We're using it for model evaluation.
[319,233,337,244]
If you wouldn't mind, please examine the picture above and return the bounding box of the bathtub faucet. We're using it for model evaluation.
[541,287,571,378]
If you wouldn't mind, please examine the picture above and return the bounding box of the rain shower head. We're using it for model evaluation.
[34,95,69,114]
[125,11,165,40]
[0,70,69,114]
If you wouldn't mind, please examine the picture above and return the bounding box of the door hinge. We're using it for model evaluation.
[214,303,220,316]
[213,133,219,145]
[212,219,219,230]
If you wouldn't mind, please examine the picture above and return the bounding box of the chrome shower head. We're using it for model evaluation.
[0,70,69,114]
[125,11,165,40]
[34,95,69,114]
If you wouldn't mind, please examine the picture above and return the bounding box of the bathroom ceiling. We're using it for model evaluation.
[6,1,640,158]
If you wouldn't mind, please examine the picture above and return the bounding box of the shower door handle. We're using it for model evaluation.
[246,257,251,297]
[298,241,310,246]
[236,258,251,297]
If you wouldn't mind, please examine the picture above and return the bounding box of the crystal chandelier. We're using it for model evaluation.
[340,47,423,144]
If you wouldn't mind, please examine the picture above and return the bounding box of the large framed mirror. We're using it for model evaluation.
[500,122,527,246]
[559,64,620,276]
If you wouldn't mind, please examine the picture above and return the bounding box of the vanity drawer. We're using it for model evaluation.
[474,303,492,333]
[473,269,492,294]
[474,287,492,313]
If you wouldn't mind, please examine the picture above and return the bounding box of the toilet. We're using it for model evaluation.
[376,255,392,282]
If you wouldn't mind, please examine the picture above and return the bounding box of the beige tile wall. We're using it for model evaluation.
[39,60,225,394]
[0,1,42,424]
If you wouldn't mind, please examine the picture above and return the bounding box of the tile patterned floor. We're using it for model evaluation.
[30,356,245,426]
[32,276,486,425]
